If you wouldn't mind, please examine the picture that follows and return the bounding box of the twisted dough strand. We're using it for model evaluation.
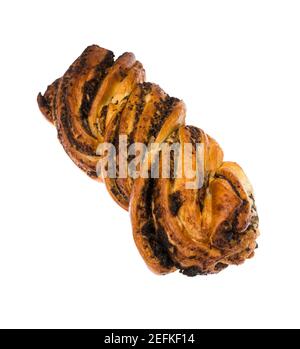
[38,45,259,276]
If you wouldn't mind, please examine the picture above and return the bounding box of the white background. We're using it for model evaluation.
[0,0,299,329]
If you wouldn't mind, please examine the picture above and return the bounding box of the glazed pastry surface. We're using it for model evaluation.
[38,45,259,276]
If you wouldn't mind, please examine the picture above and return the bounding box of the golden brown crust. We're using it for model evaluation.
[104,82,186,210]
[54,45,115,179]
[37,45,259,276]
[130,126,259,275]
[38,46,145,180]
[37,78,60,123]
[88,52,145,142]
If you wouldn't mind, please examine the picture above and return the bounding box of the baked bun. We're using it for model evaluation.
[38,45,259,276]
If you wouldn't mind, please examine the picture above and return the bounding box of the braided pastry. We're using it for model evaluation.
[37,45,259,276]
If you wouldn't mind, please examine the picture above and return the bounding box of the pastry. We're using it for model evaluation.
[38,45,259,276]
